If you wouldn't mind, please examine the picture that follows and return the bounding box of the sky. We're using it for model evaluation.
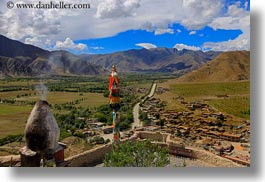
[0,0,250,54]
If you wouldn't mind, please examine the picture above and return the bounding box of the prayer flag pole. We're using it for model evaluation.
[109,65,121,144]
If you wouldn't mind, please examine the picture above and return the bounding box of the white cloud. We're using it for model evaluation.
[25,37,43,46]
[174,43,200,51]
[24,36,53,49]
[189,31,196,35]
[95,0,140,19]
[0,0,250,52]
[244,1,249,9]
[0,0,224,42]
[91,46,104,50]
[0,1,69,40]
[181,0,223,30]
[203,37,248,51]
[227,2,248,18]
[205,2,250,51]
[155,28,174,35]
[136,43,157,49]
[55,37,87,51]
[177,29,182,33]
[45,39,52,46]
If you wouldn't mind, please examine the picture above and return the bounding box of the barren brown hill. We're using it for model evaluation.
[177,51,250,82]
[0,35,102,76]
[81,48,220,73]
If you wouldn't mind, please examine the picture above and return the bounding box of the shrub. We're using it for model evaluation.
[105,139,111,144]
[0,134,23,146]
[104,140,170,167]
[159,119,165,128]
[73,131,85,138]
[120,121,130,130]
[60,129,71,140]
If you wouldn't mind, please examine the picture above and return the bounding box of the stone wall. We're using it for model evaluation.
[190,147,243,167]
[65,144,112,167]
[138,131,168,142]
[0,155,20,167]
[64,132,178,167]
[65,132,140,167]
[2,131,242,167]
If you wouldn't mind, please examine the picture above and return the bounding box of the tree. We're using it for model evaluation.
[94,112,108,123]
[155,112,160,119]
[104,140,170,167]
[217,114,225,121]
[143,119,151,126]
[159,119,165,128]
[176,129,182,137]
[216,120,223,127]
[103,90,109,98]
[139,111,148,120]
[120,121,130,130]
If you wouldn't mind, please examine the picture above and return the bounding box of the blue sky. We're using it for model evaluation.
[72,0,250,54]
[75,25,243,54]
[0,0,250,54]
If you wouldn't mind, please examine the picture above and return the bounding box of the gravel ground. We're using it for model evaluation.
[169,156,216,167]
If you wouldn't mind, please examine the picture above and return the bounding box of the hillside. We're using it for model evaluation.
[0,35,102,76]
[0,34,222,76]
[0,35,49,59]
[177,51,250,82]
[81,48,221,73]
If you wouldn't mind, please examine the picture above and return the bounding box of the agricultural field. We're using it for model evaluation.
[0,105,31,138]
[209,96,250,119]
[15,91,109,107]
[0,74,163,141]
[169,81,249,100]
[0,79,40,87]
[157,81,250,120]
[0,74,169,157]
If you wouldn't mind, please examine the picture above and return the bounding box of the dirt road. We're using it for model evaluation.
[132,83,157,129]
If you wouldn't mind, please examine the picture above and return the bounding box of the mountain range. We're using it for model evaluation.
[0,35,101,77]
[0,34,249,80]
[81,48,220,73]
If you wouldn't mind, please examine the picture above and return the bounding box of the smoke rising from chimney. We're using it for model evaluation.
[35,82,48,101]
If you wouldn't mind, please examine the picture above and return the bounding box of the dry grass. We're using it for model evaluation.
[178,51,250,82]
[169,81,249,99]
[5,91,109,107]
[0,90,35,99]
[0,79,61,87]
[0,80,38,87]
[61,136,93,158]
[155,80,250,119]
[0,105,31,138]
[209,96,250,119]
[46,92,107,106]
[0,141,25,156]
[134,83,152,97]
[154,92,187,111]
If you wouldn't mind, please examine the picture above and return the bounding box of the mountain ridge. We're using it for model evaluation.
[177,51,250,82]
[0,35,102,76]
[0,34,236,77]
[3,34,250,79]
[80,47,221,73]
